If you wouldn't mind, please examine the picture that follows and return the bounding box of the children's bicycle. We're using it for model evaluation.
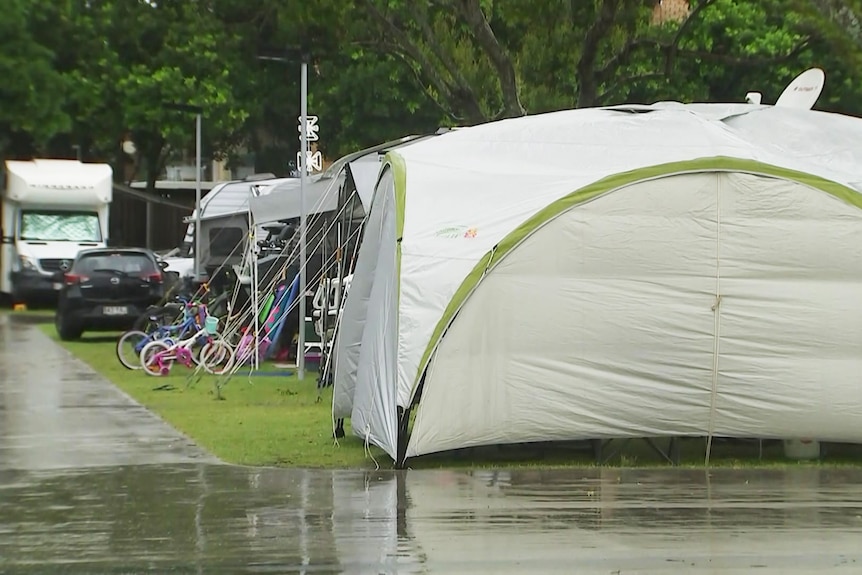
[140,315,235,377]
[116,300,205,370]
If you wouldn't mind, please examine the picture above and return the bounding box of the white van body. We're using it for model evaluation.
[1,159,112,302]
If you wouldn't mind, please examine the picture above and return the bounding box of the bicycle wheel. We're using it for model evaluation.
[200,339,235,375]
[140,340,173,376]
[190,333,211,366]
[116,330,149,370]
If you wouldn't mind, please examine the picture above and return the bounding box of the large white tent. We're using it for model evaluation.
[333,102,862,464]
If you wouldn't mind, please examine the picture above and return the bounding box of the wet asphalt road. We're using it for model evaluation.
[0,313,217,470]
[3,313,862,573]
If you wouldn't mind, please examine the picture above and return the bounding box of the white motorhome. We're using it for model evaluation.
[1,159,113,303]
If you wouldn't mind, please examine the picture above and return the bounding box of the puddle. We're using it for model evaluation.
[0,307,218,471]
[2,465,862,572]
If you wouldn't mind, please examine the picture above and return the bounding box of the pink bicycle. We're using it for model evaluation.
[140,313,234,376]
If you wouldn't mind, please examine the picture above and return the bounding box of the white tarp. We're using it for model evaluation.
[246,139,431,226]
[407,171,862,456]
[246,159,384,226]
[331,172,387,420]
[217,137,444,230]
[199,177,293,221]
[248,175,343,225]
[335,103,862,461]
[333,168,399,455]
[347,157,383,209]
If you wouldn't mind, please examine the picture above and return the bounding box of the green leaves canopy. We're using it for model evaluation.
[6,0,862,179]
[0,0,70,154]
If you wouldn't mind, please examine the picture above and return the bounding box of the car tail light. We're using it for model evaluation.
[143,272,163,284]
[64,273,88,285]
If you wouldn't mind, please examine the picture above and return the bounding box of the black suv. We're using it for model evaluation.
[54,247,168,340]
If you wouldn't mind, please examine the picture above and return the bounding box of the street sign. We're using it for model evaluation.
[297,150,323,173]
[297,115,320,142]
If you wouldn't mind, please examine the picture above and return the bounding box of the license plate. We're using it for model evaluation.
[52,283,62,290]
[103,306,128,316]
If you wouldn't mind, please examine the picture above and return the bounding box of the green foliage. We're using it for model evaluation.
[7,0,862,174]
[86,0,250,175]
[358,0,862,119]
[310,51,444,158]
[6,0,254,182]
[0,0,70,155]
[650,0,812,104]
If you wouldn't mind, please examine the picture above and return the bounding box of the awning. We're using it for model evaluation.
[248,174,344,225]
[347,157,382,209]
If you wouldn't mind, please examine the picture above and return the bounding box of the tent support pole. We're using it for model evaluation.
[316,218,328,395]
[252,218,259,372]
[298,57,308,381]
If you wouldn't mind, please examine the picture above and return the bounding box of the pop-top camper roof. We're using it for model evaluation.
[195,175,294,222]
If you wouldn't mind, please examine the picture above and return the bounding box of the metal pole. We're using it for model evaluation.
[195,112,202,281]
[252,220,259,372]
[146,202,154,249]
[299,59,307,380]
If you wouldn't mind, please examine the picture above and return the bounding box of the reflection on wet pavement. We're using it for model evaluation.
[4,314,862,573]
[0,313,217,469]
[3,466,862,573]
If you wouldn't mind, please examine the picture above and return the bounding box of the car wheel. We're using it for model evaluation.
[55,313,83,341]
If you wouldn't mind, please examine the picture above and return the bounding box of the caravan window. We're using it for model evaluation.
[209,226,244,258]
[20,210,101,242]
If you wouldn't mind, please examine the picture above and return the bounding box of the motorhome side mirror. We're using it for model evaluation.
[158,260,169,270]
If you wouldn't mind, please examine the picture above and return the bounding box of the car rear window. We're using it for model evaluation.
[73,252,157,275]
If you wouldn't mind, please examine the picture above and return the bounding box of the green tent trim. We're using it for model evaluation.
[386,152,408,310]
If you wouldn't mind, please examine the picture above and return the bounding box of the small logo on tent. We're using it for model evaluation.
[435,225,478,239]
[435,225,464,239]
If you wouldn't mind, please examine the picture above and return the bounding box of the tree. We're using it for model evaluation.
[808,0,862,45]
[107,0,251,188]
[351,0,850,122]
[33,0,253,191]
[8,0,862,182]
[234,0,447,169]
[353,0,524,124]
[0,0,70,159]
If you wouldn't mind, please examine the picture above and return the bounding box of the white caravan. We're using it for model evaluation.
[1,159,113,303]
[158,174,293,278]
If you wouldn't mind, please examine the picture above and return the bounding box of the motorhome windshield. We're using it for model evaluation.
[19,210,101,242]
